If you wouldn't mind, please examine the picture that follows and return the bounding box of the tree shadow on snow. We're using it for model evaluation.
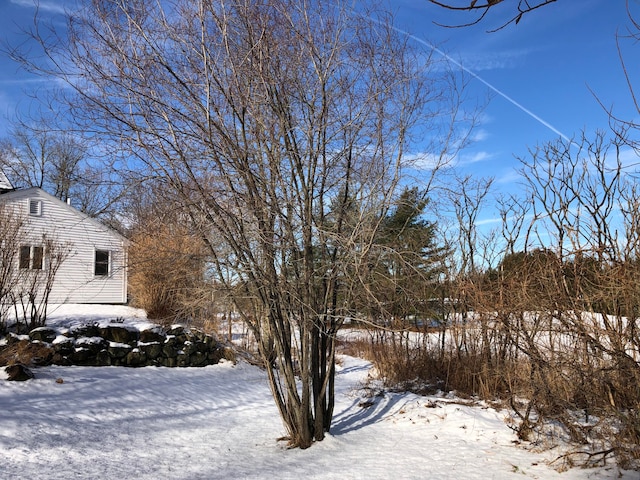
[331,384,411,435]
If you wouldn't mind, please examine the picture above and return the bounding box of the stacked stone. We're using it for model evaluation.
[9,323,233,368]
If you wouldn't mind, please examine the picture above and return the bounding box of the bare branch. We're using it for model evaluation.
[427,0,558,32]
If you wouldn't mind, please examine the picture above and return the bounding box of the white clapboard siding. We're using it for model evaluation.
[0,187,127,304]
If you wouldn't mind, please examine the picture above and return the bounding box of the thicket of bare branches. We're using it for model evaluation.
[350,4,640,469]
[361,131,640,468]
[12,0,474,448]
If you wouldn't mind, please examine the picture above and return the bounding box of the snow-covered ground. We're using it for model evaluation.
[0,306,636,479]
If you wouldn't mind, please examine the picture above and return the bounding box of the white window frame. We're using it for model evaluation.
[19,245,44,270]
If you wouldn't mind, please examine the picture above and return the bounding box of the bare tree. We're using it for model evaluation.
[0,205,25,332]
[0,127,52,191]
[494,131,640,465]
[12,0,473,447]
[11,235,71,331]
[0,117,122,218]
[0,203,71,332]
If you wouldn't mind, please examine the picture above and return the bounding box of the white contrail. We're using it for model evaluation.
[388,23,573,143]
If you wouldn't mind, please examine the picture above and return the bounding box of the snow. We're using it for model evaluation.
[1,306,636,479]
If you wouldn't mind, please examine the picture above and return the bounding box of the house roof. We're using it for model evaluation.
[0,186,128,244]
[0,170,13,191]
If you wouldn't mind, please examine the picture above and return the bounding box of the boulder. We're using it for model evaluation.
[29,327,58,344]
[95,350,111,366]
[125,350,147,367]
[51,353,71,366]
[194,341,208,353]
[202,335,216,349]
[6,363,34,381]
[161,356,177,367]
[69,348,92,364]
[208,348,224,364]
[99,325,139,345]
[162,343,178,358]
[52,337,75,356]
[69,324,101,338]
[75,337,108,355]
[139,342,162,360]
[189,351,208,367]
[167,325,185,336]
[191,329,207,342]
[182,341,197,356]
[107,343,132,359]
[176,352,189,367]
[139,328,165,344]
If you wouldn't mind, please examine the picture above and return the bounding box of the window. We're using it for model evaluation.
[32,246,43,270]
[19,246,30,269]
[29,199,42,216]
[19,245,44,270]
[95,250,110,277]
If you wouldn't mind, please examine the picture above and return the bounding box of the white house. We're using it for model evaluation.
[0,186,128,304]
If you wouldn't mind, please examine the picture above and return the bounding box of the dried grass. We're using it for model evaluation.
[0,339,54,367]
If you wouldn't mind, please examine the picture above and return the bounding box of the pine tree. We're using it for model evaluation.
[364,187,447,326]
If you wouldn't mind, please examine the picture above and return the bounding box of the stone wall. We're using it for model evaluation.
[1,322,234,369]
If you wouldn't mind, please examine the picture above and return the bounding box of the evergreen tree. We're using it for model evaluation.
[363,187,447,326]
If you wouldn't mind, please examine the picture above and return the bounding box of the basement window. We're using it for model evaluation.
[95,250,110,277]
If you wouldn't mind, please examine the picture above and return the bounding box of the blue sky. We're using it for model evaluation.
[393,0,640,184]
[0,0,638,195]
